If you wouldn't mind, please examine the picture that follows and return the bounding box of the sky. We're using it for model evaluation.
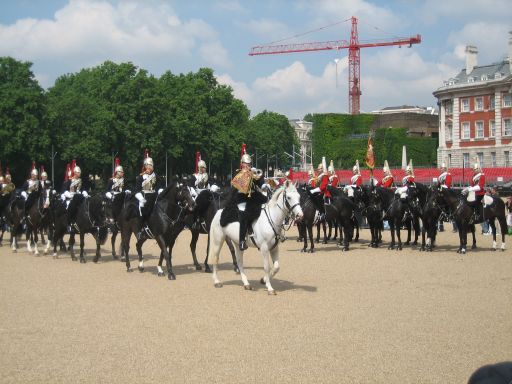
[1,0,511,119]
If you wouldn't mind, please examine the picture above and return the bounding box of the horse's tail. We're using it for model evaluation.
[208,210,225,266]
[98,226,109,245]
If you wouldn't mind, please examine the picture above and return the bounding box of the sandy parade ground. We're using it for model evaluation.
[0,226,511,384]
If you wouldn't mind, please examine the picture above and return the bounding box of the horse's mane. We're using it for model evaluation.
[158,182,177,199]
[269,184,286,206]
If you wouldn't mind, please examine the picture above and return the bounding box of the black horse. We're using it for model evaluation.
[296,185,320,253]
[68,194,109,263]
[359,185,383,248]
[119,182,195,279]
[438,188,507,253]
[419,186,442,252]
[2,193,25,252]
[175,189,239,273]
[328,188,356,251]
[25,189,51,255]
[104,191,128,260]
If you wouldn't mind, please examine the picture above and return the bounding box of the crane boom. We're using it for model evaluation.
[248,16,421,114]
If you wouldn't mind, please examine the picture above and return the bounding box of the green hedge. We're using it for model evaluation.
[306,113,437,169]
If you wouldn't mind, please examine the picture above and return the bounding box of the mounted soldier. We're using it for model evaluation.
[228,144,266,250]
[308,157,330,221]
[61,161,89,230]
[307,168,317,188]
[462,159,485,223]
[344,160,362,198]
[1,171,15,196]
[134,151,164,237]
[376,160,394,188]
[328,160,339,188]
[106,158,129,200]
[21,163,41,214]
[39,167,52,208]
[395,160,415,200]
[438,162,452,189]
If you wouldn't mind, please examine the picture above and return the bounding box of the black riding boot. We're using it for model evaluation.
[239,211,248,251]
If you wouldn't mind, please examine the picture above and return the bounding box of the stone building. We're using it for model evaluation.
[433,32,512,168]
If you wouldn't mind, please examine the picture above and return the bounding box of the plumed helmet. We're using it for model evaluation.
[308,169,314,177]
[441,162,447,171]
[115,165,124,173]
[406,159,414,175]
[241,154,252,164]
[473,162,481,171]
[328,159,335,174]
[41,171,48,178]
[383,160,390,175]
[144,157,154,167]
[31,168,38,176]
[73,166,81,174]
[197,160,206,169]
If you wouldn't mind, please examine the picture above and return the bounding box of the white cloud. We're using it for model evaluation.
[0,0,231,87]
[215,0,246,13]
[240,18,292,42]
[420,0,512,24]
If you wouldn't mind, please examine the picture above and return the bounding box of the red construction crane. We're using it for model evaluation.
[249,16,421,114]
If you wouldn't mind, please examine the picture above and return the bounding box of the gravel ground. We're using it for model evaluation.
[0,227,511,384]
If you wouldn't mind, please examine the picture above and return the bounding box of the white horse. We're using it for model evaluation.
[209,180,303,294]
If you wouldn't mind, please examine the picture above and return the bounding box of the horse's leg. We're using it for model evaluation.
[420,224,426,251]
[260,247,276,295]
[300,221,307,252]
[233,247,252,290]
[135,238,146,273]
[333,220,338,241]
[93,233,101,263]
[157,235,175,280]
[405,219,411,245]
[388,221,395,250]
[315,222,321,243]
[33,226,39,255]
[122,232,132,272]
[396,218,403,251]
[341,220,350,252]
[111,228,118,260]
[225,239,239,273]
[304,223,315,253]
[470,224,477,250]
[489,220,497,251]
[69,232,77,261]
[189,229,202,270]
[79,232,86,263]
[322,221,328,244]
[413,218,420,245]
[210,227,225,288]
[26,226,33,253]
[498,216,507,251]
[327,221,332,240]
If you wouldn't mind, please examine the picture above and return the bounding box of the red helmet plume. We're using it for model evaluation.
[195,151,201,173]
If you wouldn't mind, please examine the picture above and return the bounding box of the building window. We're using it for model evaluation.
[461,122,470,139]
[448,154,452,168]
[495,72,502,79]
[490,95,495,110]
[461,98,470,112]
[477,152,484,168]
[475,97,483,111]
[463,153,470,168]
[481,74,488,81]
[445,100,453,115]
[446,123,452,141]
[491,152,497,167]
[503,118,512,136]
[505,151,510,167]
[475,121,484,138]
[503,94,512,108]
[489,120,496,137]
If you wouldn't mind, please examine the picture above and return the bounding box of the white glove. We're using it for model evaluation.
[21,191,28,199]
[189,187,198,199]
[310,187,321,194]
[61,193,67,201]
[462,188,469,195]
[469,186,480,192]
[106,192,113,200]
[158,188,163,194]
[135,192,146,207]
[125,190,131,194]
[52,190,57,195]
[82,191,89,198]
[64,191,72,199]
[210,184,220,193]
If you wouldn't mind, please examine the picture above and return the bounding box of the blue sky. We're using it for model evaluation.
[1,0,511,118]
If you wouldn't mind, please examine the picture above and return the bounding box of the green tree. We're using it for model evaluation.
[245,110,299,171]
[0,57,48,184]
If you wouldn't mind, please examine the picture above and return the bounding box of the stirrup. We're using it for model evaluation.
[138,225,154,240]
[239,240,248,251]
[71,222,79,232]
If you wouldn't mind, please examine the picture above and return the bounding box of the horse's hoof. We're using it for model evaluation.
[322,240,328,244]
[120,257,126,262]
[404,241,410,246]
[354,238,359,243]
[112,255,119,260]
[308,249,315,253]
[168,273,176,280]
[491,248,497,252]
[268,290,277,296]
[157,271,164,277]
[80,258,86,264]
[244,285,253,291]
[419,248,424,252]
[501,248,505,252]
[127,268,133,273]
[471,245,477,250]
[12,249,17,253]
[195,265,202,271]
[260,278,265,285]
[342,247,349,252]
[214,283,223,288]
[52,253,58,259]
[301,248,305,253]
[387,246,394,250]
[461,249,466,254]
[138,267,144,273]
[397,246,402,251]
[204,265,212,273]
[71,256,77,261]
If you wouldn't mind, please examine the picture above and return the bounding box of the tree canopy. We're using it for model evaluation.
[1,57,296,187]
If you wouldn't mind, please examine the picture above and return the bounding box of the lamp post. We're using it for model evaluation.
[51,145,57,184]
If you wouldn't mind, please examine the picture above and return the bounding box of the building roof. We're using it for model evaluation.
[435,58,512,94]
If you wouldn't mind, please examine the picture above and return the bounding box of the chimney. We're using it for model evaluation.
[509,31,512,72]
[465,45,478,74]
